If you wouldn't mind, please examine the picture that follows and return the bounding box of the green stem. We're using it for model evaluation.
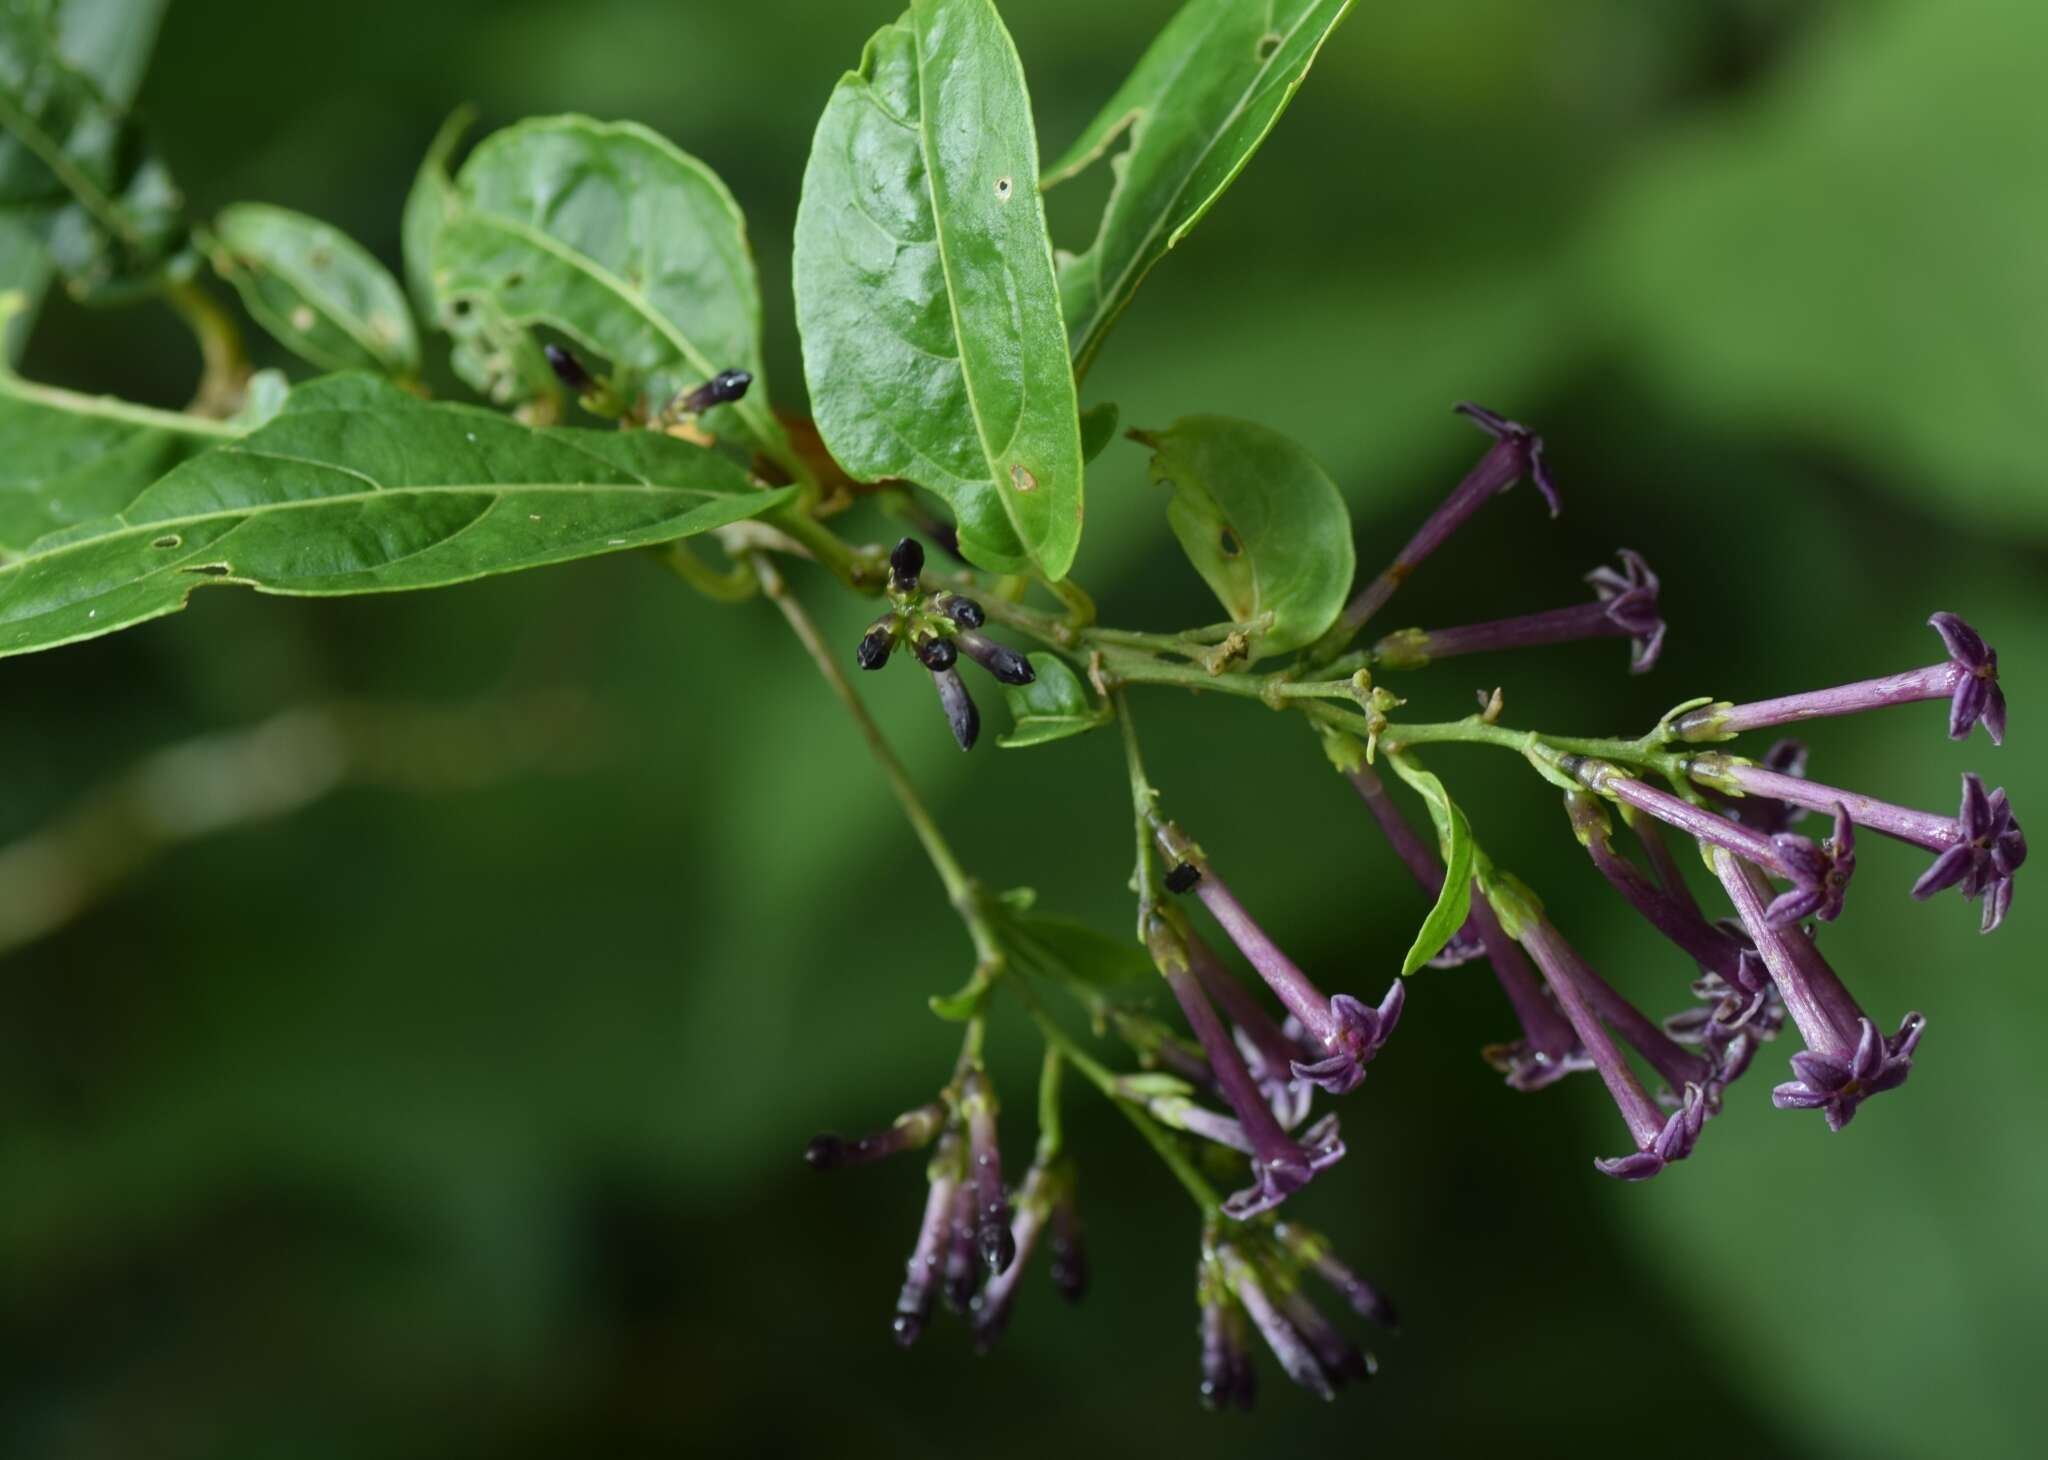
[655,540,757,603]
[1114,688,1160,934]
[1012,977,1221,1215]
[0,344,240,440]
[1035,1044,1065,1163]
[750,552,1004,972]
[163,277,252,418]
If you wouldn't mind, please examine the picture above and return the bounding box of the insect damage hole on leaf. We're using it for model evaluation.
[1257,32,1282,60]
[151,535,182,550]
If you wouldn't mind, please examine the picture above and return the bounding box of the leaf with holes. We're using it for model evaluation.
[206,203,420,377]
[1135,415,1353,660]
[1045,0,1354,378]
[431,114,781,454]
[403,108,562,418]
[793,0,1083,579]
[998,652,1108,748]
[0,372,794,658]
[0,1,186,302]
[1386,752,1474,976]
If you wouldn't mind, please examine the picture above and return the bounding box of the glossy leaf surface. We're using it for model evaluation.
[208,203,419,376]
[1044,0,1353,377]
[793,0,1083,578]
[0,373,793,657]
[998,652,1106,748]
[1137,415,1353,660]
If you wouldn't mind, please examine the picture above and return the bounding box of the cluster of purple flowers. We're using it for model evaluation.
[805,405,2019,1408]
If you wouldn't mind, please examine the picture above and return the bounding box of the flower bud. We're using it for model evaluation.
[543,343,592,390]
[932,666,980,750]
[936,594,985,628]
[889,537,925,594]
[915,636,958,672]
[680,367,753,412]
[856,618,897,671]
[956,629,1035,686]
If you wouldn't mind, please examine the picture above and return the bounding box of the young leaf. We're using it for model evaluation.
[998,652,1108,748]
[206,203,420,377]
[403,108,562,419]
[1385,752,1475,975]
[1045,0,1354,378]
[0,372,794,658]
[0,3,186,301]
[792,0,1084,580]
[1079,400,1120,464]
[431,115,781,453]
[1135,415,1354,660]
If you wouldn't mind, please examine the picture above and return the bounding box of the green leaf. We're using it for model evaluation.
[997,652,1107,748]
[1385,752,1474,975]
[1136,415,1353,660]
[206,203,420,377]
[1045,0,1353,377]
[432,114,781,453]
[403,108,563,419]
[0,372,794,658]
[0,1,185,301]
[1079,400,1119,464]
[792,0,1084,579]
[0,339,226,552]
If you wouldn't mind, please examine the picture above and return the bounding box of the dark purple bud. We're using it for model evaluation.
[1048,1182,1087,1303]
[1279,1289,1376,1387]
[1275,1223,1400,1331]
[889,537,925,594]
[971,1161,1055,1351]
[856,618,897,671]
[1220,1244,1335,1401]
[914,635,957,672]
[959,1070,1013,1275]
[936,594,985,628]
[931,666,980,751]
[1198,1270,1244,1411]
[1164,861,1203,895]
[805,1100,946,1171]
[956,629,1035,686]
[894,1132,963,1346]
[681,367,753,412]
[543,343,592,390]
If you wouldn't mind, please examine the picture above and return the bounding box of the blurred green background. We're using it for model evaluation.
[4,0,2046,1454]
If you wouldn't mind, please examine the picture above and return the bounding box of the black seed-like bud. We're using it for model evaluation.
[937,594,985,628]
[857,621,896,671]
[804,1134,847,1170]
[1164,862,1203,894]
[933,667,980,750]
[543,343,591,390]
[890,537,925,593]
[681,367,753,412]
[915,636,957,672]
[957,630,1035,686]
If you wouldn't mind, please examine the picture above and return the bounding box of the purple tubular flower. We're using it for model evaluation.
[1371,550,1666,676]
[1713,850,1925,1129]
[1569,792,1751,983]
[1279,1289,1376,1388]
[1672,612,2005,745]
[1184,930,1315,1127]
[1513,912,1704,1180]
[1157,926,1343,1218]
[1912,773,2027,933]
[958,1069,1014,1274]
[1471,892,1591,1091]
[1346,762,1485,967]
[1218,1242,1336,1401]
[971,1161,1057,1351]
[1568,758,1848,926]
[1695,757,2024,932]
[1156,825,1404,1095]
[893,1131,963,1346]
[1322,402,1560,644]
[941,1182,979,1314]
[1197,1262,1257,1411]
[1275,1222,1400,1331]
[805,1099,947,1171]
[1714,738,1811,835]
